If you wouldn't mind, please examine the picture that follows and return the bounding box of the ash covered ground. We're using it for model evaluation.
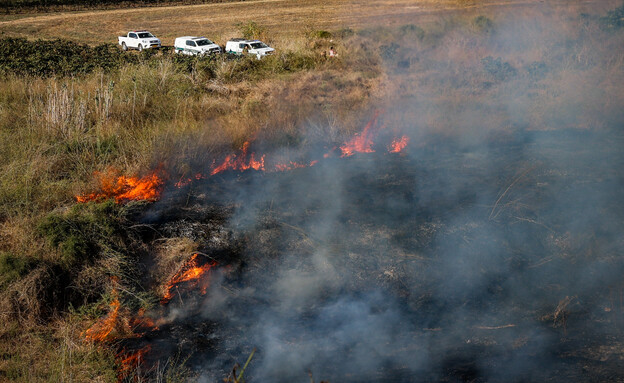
[128,127,624,382]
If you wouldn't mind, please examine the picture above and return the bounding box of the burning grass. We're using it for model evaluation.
[2,1,624,381]
[161,253,218,304]
[76,167,166,203]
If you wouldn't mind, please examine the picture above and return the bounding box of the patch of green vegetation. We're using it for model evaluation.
[357,26,396,43]
[38,200,125,268]
[237,21,267,40]
[0,252,36,289]
[599,4,624,30]
[335,27,355,39]
[309,30,332,39]
[526,61,548,80]
[399,24,425,40]
[473,15,494,33]
[0,38,134,77]
[481,56,517,81]
[380,43,400,61]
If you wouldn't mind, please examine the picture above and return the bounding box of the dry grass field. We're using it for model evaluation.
[0,0,618,44]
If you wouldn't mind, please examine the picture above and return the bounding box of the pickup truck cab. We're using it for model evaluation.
[225,38,275,59]
[118,31,161,51]
[174,36,222,55]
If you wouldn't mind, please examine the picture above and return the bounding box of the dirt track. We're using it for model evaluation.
[0,0,617,44]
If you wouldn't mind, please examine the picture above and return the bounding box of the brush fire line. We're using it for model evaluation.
[117,345,151,381]
[76,168,165,203]
[81,254,220,379]
[76,113,409,204]
[161,254,218,304]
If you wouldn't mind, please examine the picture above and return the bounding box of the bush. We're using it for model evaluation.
[473,15,494,33]
[0,38,134,77]
[481,56,517,81]
[357,26,395,43]
[216,51,319,82]
[0,252,35,288]
[238,21,267,40]
[526,61,548,79]
[380,43,400,61]
[599,4,624,30]
[399,24,425,41]
[38,200,125,268]
[335,27,355,39]
[309,30,332,39]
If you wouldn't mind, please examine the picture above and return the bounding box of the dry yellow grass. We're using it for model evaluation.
[0,0,619,44]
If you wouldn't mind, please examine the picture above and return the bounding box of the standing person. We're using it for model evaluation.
[329,46,336,57]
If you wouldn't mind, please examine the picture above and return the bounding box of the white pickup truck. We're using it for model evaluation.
[225,38,275,59]
[118,31,161,51]
[174,36,222,56]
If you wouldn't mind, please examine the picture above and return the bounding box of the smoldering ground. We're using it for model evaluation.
[134,4,624,382]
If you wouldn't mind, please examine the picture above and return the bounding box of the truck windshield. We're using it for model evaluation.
[250,42,268,49]
[137,33,154,38]
[196,39,214,46]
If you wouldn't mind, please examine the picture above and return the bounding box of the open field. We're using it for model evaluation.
[0,0,620,44]
[1,0,624,381]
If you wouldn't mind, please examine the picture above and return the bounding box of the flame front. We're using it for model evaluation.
[77,168,165,203]
[161,254,217,304]
[211,142,265,176]
[82,297,121,342]
[340,111,382,157]
[117,345,151,381]
[390,135,410,153]
[79,113,410,200]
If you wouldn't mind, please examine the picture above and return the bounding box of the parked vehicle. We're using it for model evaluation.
[225,38,275,59]
[174,36,222,55]
[118,31,161,51]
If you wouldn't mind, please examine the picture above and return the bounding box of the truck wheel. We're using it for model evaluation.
[122,42,128,51]
[138,44,143,52]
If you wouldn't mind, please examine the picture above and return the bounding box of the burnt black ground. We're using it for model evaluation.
[125,128,624,382]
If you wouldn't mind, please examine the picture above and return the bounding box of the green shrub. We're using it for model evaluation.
[526,61,548,79]
[599,4,624,30]
[238,21,267,40]
[274,51,317,72]
[0,38,134,77]
[357,26,395,43]
[38,200,125,268]
[0,252,35,287]
[380,43,400,61]
[481,56,517,81]
[473,15,494,33]
[309,30,332,39]
[335,27,355,39]
[399,24,425,40]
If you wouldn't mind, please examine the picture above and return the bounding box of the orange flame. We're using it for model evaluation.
[340,111,382,157]
[82,297,121,342]
[130,308,162,332]
[117,345,151,381]
[161,254,217,304]
[389,135,409,153]
[211,142,265,176]
[77,168,165,203]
